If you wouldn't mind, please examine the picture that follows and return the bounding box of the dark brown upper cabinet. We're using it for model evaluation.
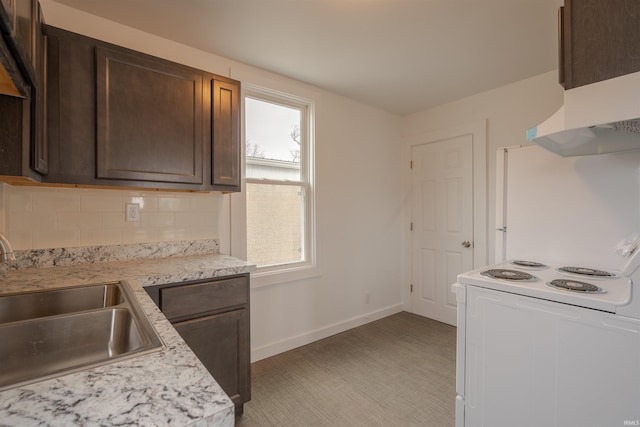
[95,46,205,185]
[44,25,241,192]
[0,0,37,90]
[0,0,45,182]
[560,0,640,89]
[212,77,240,191]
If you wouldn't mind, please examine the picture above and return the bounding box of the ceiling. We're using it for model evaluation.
[52,0,563,116]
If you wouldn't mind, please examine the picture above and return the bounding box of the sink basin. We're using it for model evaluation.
[0,283,124,324]
[0,281,163,391]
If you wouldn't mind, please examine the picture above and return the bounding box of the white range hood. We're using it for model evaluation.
[527,71,640,156]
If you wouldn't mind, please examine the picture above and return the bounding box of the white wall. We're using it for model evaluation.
[401,71,564,266]
[248,95,405,360]
[37,1,405,361]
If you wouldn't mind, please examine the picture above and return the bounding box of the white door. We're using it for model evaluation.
[411,135,474,325]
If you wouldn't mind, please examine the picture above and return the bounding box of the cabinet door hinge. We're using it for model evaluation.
[410,222,413,231]
[410,160,413,169]
[410,284,413,293]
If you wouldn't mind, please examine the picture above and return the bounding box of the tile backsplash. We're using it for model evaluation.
[0,184,222,250]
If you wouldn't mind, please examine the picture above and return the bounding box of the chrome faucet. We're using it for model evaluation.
[0,232,16,263]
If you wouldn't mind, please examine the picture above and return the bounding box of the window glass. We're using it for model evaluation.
[245,97,301,181]
[246,183,305,267]
[243,91,313,272]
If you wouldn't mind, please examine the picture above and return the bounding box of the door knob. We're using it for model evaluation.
[462,240,471,248]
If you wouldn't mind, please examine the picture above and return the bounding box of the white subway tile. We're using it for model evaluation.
[102,212,140,229]
[125,196,159,212]
[55,187,96,196]
[32,192,81,213]
[81,195,123,212]
[190,194,219,212]
[158,227,189,241]
[175,212,213,227]
[32,230,80,249]
[6,230,32,250]
[121,229,160,244]
[57,212,102,230]
[80,229,123,246]
[140,212,175,227]
[185,227,217,240]
[8,211,56,233]
[2,186,221,250]
[158,196,191,212]
[8,191,32,212]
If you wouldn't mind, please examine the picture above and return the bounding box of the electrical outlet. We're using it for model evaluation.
[125,203,140,222]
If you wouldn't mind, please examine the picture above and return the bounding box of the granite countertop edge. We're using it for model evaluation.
[0,253,256,427]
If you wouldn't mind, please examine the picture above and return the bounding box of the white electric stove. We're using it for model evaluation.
[453,250,640,427]
[456,258,633,314]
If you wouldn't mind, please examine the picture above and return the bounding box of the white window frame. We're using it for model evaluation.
[230,84,319,287]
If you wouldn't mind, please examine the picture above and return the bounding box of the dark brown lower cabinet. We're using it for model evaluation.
[145,274,251,415]
[173,309,249,411]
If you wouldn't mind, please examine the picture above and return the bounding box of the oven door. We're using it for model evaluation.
[463,285,640,427]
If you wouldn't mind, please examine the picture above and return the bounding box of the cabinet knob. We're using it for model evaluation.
[462,241,472,248]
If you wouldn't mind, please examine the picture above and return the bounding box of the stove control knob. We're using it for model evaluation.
[462,240,472,248]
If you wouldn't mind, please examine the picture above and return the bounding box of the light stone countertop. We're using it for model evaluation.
[0,253,256,427]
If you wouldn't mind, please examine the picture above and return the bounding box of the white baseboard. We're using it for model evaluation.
[250,303,404,362]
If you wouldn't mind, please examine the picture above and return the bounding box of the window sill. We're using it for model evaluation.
[250,263,322,288]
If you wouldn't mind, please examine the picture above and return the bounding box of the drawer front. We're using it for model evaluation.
[160,276,248,320]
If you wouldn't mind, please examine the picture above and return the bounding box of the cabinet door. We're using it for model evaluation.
[173,308,250,410]
[96,46,205,184]
[212,78,240,191]
[0,92,30,175]
[13,0,35,77]
[44,26,96,184]
[562,0,640,89]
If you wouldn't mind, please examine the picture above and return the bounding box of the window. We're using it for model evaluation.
[243,87,315,275]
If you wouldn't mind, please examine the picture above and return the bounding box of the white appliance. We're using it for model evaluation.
[454,146,640,427]
[527,71,640,156]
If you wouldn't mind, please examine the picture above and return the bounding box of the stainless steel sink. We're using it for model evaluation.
[0,281,164,391]
[0,283,124,323]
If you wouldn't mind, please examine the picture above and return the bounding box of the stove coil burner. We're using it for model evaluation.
[511,260,547,268]
[547,279,606,293]
[481,269,536,281]
[558,266,617,278]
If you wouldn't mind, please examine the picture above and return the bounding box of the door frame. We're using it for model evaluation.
[402,120,487,313]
